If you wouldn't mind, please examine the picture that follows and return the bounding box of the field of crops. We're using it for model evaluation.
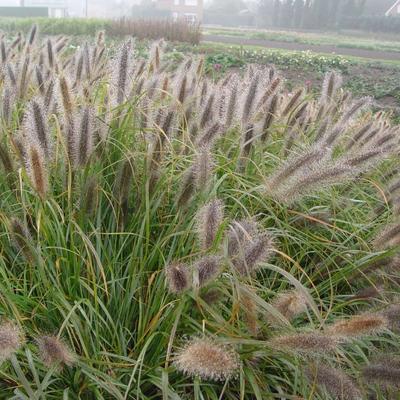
[0,25,400,399]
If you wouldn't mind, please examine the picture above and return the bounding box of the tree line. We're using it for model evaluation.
[258,0,367,29]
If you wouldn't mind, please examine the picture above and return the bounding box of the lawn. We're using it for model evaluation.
[204,26,400,53]
[0,24,399,400]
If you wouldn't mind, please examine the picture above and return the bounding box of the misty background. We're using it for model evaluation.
[0,0,398,33]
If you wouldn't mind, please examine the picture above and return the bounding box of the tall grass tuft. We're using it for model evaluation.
[0,27,398,399]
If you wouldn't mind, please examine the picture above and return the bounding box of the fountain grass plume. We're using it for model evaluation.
[306,363,362,400]
[10,217,34,263]
[373,223,400,250]
[241,74,260,123]
[197,199,224,250]
[0,320,24,362]
[194,255,222,288]
[82,175,98,217]
[199,93,215,130]
[113,40,130,107]
[270,290,308,322]
[174,337,239,381]
[165,262,191,294]
[36,335,75,368]
[362,356,400,388]
[281,88,304,117]
[47,39,54,69]
[196,122,222,148]
[231,232,274,276]
[18,53,30,100]
[76,107,94,167]
[265,146,326,196]
[0,144,13,177]
[260,93,279,142]
[25,141,48,199]
[325,313,388,338]
[26,99,51,159]
[193,146,214,190]
[227,219,259,259]
[321,71,342,104]
[271,332,338,355]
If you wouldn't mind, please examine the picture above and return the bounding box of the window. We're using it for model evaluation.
[174,0,179,5]
[185,0,198,5]
[184,13,197,23]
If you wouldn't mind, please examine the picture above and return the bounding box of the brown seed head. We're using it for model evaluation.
[36,335,75,368]
[174,337,239,381]
[0,321,24,361]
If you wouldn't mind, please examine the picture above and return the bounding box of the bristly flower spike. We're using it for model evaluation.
[0,321,24,362]
[174,337,239,381]
[165,262,190,294]
[197,199,224,250]
[36,335,75,368]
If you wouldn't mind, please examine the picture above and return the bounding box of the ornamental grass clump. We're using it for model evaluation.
[0,27,399,399]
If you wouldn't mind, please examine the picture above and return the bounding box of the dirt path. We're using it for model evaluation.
[203,34,400,62]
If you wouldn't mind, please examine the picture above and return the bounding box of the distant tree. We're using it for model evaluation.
[327,0,340,26]
[340,0,365,18]
[302,0,313,28]
[293,0,305,28]
[279,0,294,27]
[258,0,275,26]
[272,0,281,27]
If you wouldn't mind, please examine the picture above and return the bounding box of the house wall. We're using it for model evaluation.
[154,0,203,22]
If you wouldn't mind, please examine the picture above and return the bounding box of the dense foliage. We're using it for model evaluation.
[0,26,400,399]
[0,17,201,44]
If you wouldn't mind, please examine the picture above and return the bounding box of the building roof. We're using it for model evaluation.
[386,0,400,16]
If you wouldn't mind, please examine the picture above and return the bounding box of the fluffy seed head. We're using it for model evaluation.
[231,232,274,276]
[10,217,34,262]
[174,337,239,381]
[197,199,224,250]
[199,93,215,129]
[36,335,75,368]
[373,223,400,251]
[321,71,342,103]
[271,332,338,355]
[177,167,196,207]
[82,176,98,217]
[382,304,400,332]
[362,356,400,388]
[227,219,259,258]
[27,99,51,159]
[165,262,190,294]
[270,290,308,322]
[76,107,94,167]
[306,364,362,400]
[114,41,130,106]
[325,313,388,338]
[25,142,48,199]
[193,147,214,189]
[0,321,24,361]
[58,76,74,118]
[194,255,222,288]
